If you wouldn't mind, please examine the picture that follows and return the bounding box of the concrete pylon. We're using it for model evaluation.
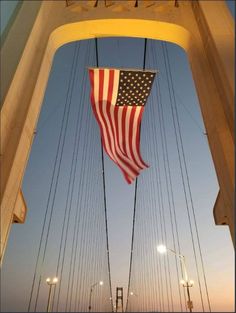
[0,0,234,262]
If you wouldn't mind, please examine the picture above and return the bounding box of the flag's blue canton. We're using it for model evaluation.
[116,70,156,106]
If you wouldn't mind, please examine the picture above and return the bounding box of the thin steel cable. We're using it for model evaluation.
[54,42,95,312]
[51,41,88,313]
[72,41,96,312]
[95,37,113,312]
[146,82,172,311]
[64,42,92,313]
[152,57,175,313]
[36,102,64,134]
[72,105,91,312]
[27,44,79,312]
[150,40,184,311]
[142,62,172,311]
[145,81,164,312]
[152,40,188,311]
[153,118,171,312]
[33,43,80,312]
[76,88,95,311]
[64,96,90,312]
[164,42,211,312]
[162,41,205,311]
[145,94,164,311]
[175,92,206,135]
[149,96,165,312]
[78,127,97,312]
[126,38,147,312]
[73,91,97,311]
[78,118,95,311]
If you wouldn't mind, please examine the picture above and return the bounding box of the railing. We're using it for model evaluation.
[65,0,179,9]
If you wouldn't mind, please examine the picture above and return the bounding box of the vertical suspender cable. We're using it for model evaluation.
[35,43,80,312]
[150,41,184,311]
[51,41,89,313]
[126,38,147,312]
[164,42,211,312]
[54,44,90,310]
[162,41,205,311]
[95,37,113,312]
[63,42,91,313]
[27,44,79,312]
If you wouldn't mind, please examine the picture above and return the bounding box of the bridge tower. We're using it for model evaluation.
[115,287,124,312]
[1,0,234,262]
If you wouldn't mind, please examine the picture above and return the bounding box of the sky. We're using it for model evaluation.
[1,1,235,312]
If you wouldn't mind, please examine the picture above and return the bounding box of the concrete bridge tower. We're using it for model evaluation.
[1,0,234,262]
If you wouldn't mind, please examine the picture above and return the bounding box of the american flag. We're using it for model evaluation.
[88,67,156,184]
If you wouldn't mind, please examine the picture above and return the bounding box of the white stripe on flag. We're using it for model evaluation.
[132,107,147,169]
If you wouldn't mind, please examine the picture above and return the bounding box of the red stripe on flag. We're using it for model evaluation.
[128,106,141,168]
[136,107,149,168]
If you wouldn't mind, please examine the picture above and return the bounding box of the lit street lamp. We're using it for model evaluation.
[130,291,138,297]
[157,244,194,312]
[88,281,103,312]
[46,277,58,312]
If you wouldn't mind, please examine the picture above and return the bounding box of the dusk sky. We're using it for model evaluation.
[1,1,235,312]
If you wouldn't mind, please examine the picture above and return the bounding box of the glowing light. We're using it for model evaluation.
[157,244,167,254]
[53,277,58,284]
[99,281,104,286]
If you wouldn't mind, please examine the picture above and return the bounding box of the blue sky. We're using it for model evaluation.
[1,1,235,312]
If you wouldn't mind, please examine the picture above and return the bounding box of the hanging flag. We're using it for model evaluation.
[88,67,156,184]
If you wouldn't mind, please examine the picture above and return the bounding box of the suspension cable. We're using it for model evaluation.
[62,42,91,313]
[95,37,113,312]
[150,40,184,311]
[51,40,89,313]
[162,41,206,311]
[126,38,147,312]
[27,43,79,312]
[164,42,211,312]
[33,42,81,312]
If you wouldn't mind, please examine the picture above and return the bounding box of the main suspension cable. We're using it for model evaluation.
[95,37,113,312]
[126,38,147,312]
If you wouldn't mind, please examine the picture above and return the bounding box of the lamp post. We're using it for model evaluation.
[46,277,58,313]
[157,245,194,312]
[88,281,103,312]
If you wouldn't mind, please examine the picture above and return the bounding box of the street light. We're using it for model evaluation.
[46,277,58,312]
[157,244,194,312]
[130,291,138,297]
[88,281,103,312]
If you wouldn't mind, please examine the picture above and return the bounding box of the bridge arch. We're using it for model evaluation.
[1,1,234,261]
[49,19,191,51]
